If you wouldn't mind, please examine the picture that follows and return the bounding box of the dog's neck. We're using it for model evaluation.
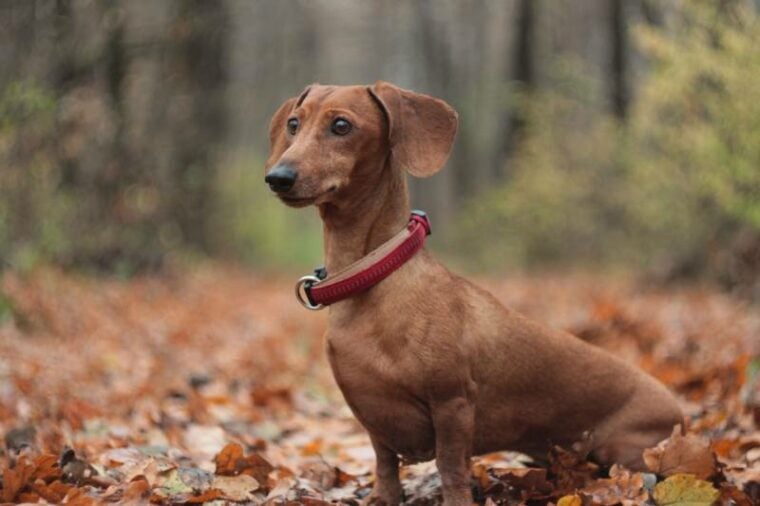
[318,159,410,274]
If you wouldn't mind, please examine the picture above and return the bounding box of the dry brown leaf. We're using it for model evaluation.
[213,442,274,485]
[212,474,260,502]
[31,478,72,503]
[62,486,97,505]
[579,465,648,506]
[251,385,292,408]
[1,457,35,502]
[718,483,754,506]
[123,477,151,502]
[32,453,61,482]
[17,491,41,502]
[496,467,554,498]
[184,488,224,503]
[301,459,338,489]
[300,498,332,505]
[549,445,600,493]
[644,425,718,479]
[214,442,245,474]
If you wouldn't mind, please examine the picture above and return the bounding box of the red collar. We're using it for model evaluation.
[295,211,431,310]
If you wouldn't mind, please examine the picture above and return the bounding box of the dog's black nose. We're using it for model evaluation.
[265,164,297,193]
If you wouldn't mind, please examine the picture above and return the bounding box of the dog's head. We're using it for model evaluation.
[264,81,458,208]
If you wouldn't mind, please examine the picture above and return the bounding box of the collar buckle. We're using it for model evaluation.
[294,274,325,310]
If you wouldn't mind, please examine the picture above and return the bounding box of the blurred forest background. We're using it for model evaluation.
[0,0,758,297]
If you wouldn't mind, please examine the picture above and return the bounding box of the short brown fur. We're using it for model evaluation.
[265,82,682,506]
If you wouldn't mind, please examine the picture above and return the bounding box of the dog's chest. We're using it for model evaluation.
[325,333,435,461]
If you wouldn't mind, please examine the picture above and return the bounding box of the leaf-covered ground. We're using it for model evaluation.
[0,266,758,504]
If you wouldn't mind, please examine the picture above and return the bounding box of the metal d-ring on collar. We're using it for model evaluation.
[294,266,328,310]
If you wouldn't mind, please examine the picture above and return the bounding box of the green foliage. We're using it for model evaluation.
[0,289,15,325]
[454,1,760,286]
[0,81,56,132]
[631,1,760,229]
[0,81,65,271]
[212,155,323,269]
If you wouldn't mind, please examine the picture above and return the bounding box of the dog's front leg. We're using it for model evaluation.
[432,397,475,506]
[364,435,403,505]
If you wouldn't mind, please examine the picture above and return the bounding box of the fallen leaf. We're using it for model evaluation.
[251,385,292,408]
[496,467,554,499]
[1,457,35,502]
[212,474,260,502]
[154,467,195,499]
[718,483,754,506]
[644,425,717,480]
[301,459,338,489]
[32,453,61,482]
[214,442,245,474]
[213,442,274,485]
[62,486,97,505]
[124,477,151,502]
[31,478,72,503]
[557,494,583,506]
[183,424,226,461]
[579,465,648,505]
[178,466,214,492]
[653,473,720,506]
[184,488,223,503]
[549,445,600,493]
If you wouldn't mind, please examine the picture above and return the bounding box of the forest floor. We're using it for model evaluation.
[0,265,758,505]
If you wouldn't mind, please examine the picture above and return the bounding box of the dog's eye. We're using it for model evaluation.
[331,118,352,136]
[287,118,299,136]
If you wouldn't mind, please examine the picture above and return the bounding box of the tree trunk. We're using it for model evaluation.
[610,0,628,120]
[493,0,538,180]
[165,0,230,253]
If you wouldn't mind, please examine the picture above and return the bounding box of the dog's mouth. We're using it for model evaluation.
[279,194,318,207]
[277,185,338,207]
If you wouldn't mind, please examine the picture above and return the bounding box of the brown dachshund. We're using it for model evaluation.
[264,82,682,506]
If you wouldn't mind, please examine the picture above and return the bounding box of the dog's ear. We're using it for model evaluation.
[368,81,458,177]
[266,86,313,169]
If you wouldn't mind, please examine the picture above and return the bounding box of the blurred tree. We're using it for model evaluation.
[162,0,230,253]
[0,0,230,273]
[609,0,629,119]
[494,0,538,176]
[0,0,756,297]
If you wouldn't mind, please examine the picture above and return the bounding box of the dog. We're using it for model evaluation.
[264,81,683,506]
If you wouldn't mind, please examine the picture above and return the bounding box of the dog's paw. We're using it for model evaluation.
[361,485,403,506]
[441,488,475,506]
